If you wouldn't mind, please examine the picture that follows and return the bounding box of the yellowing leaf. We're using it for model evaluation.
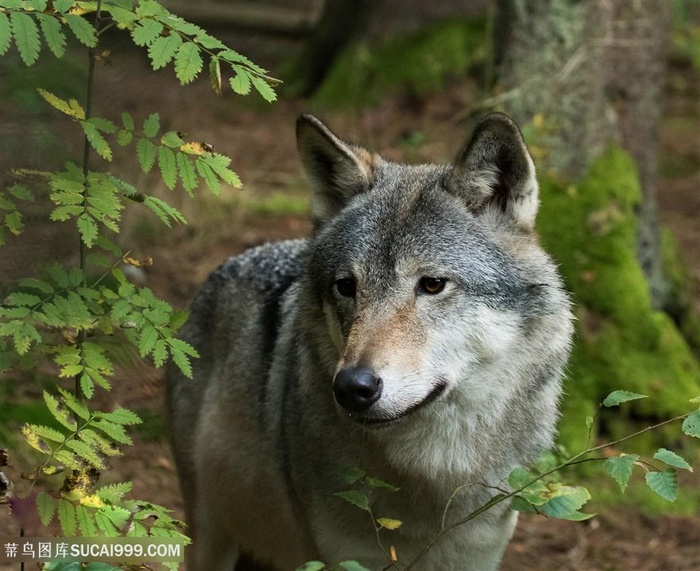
[377,518,403,530]
[179,141,211,156]
[79,494,105,508]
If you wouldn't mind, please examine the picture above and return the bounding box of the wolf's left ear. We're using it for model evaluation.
[297,115,375,226]
[445,113,539,230]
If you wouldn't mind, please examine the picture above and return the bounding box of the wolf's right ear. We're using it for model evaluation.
[445,113,539,231]
[297,115,375,226]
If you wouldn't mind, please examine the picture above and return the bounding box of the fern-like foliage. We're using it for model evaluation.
[0,0,279,100]
[0,2,273,565]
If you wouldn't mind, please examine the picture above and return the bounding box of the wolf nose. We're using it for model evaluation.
[333,367,383,413]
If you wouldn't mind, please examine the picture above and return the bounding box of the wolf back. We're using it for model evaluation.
[166,113,574,571]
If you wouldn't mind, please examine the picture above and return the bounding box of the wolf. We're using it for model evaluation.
[166,113,573,571]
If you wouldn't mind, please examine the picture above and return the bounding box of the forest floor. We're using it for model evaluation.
[0,32,699,571]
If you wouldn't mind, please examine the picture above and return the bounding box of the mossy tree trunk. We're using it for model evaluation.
[495,0,670,309]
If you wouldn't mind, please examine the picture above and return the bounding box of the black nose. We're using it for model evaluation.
[333,367,383,413]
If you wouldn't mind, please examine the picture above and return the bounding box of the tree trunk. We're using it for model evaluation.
[496,0,670,308]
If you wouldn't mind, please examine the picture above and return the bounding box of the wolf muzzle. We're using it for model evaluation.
[333,366,383,413]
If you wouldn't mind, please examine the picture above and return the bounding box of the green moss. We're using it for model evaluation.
[538,147,700,457]
[661,228,700,356]
[314,18,486,109]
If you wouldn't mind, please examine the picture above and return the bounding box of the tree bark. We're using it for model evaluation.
[496,0,670,308]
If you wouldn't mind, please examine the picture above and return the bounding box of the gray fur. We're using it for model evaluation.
[166,113,573,571]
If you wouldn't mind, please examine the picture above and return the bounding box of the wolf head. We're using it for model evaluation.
[297,114,571,431]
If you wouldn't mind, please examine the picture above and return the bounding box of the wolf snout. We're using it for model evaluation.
[333,366,383,413]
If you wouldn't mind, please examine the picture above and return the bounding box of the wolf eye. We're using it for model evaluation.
[418,277,446,295]
[335,278,356,298]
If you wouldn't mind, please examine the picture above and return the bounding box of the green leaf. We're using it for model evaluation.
[654,448,693,472]
[130,18,163,46]
[295,563,325,571]
[142,195,187,227]
[152,338,168,367]
[364,477,399,492]
[65,439,107,469]
[174,42,203,84]
[64,13,97,47]
[76,212,98,248]
[142,112,160,138]
[339,467,365,485]
[168,337,198,378]
[120,111,134,131]
[18,277,53,294]
[250,75,277,103]
[116,129,133,146]
[97,407,141,426]
[148,32,181,70]
[334,490,370,512]
[539,484,593,521]
[56,386,91,420]
[138,325,159,357]
[10,11,41,66]
[209,56,222,95]
[75,504,98,536]
[682,409,700,438]
[57,498,77,536]
[230,68,251,95]
[92,418,132,445]
[7,291,41,307]
[602,390,648,407]
[81,122,112,160]
[37,13,66,58]
[645,469,678,502]
[9,183,35,201]
[200,153,241,188]
[37,491,56,525]
[137,138,157,172]
[53,0,75,13]
[0,13,12,57]
[176,152,197,194]
[44,391,78,430]
[158,145,178,189]
[195,158,219,194]
[603,454,639,493]
[160,130,184,148]
[32,424,66,443]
